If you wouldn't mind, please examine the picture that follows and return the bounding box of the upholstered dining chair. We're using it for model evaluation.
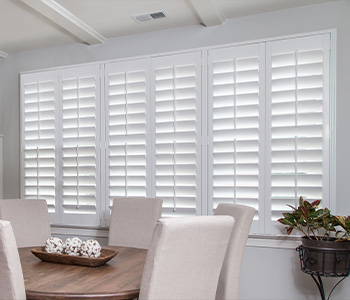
[0,199,51,247]
[108,197,163,249]
[139,216,235,300]
[0,220,26,300]
[214,203,255,300]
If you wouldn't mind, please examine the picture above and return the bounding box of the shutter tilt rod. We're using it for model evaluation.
[125,72,128,197]
[36,81,41,199]
[36,147,39,198]
[294,135,298,203]
[76,78,80,210]
[76,145,80,209]
[172,66,176,212]
[173,142,176,212]
[125,143,128,197]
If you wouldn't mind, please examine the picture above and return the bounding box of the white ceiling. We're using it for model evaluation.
[0,0,338,56]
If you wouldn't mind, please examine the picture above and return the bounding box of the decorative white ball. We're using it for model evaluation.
[45,237,65,254]
[80,239,101,258]
[64,237,82,256]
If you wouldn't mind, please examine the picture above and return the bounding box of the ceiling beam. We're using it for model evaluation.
[20,0,106,45]
[190,0,226,27]
[0,50,8,59]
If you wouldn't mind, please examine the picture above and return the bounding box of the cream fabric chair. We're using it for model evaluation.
[214,203,255,300]
[108,197,163,249]
[0,220,26,300]
[0,199,51,247]
[139,216,234,300]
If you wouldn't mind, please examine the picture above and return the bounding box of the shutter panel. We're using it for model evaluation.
[208,44,265,233]
[151,52,202,216]
[105,59,149,211]
[21,71,58,223]
[60,65,101,226]
[266,34,330,233]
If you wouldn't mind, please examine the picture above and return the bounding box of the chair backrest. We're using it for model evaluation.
[108,197,163,249]
[0,199,51,247]
[139,216,234,300]
[0,220,26,300]
[214,203,255,300]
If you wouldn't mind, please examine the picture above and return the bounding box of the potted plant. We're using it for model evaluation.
[278,197,350,276]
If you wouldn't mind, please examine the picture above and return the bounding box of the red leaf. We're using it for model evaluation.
[311,199,321,207]
[299,196,304,206]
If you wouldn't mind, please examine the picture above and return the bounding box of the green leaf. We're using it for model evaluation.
[314,209,330,221]
[282,212,295,222]
[278,218,294,226]
[303,200,312,209]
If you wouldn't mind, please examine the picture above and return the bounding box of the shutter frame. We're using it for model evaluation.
[207,43,265,233]
[105,58,150,220]
[151,51,202,217]
[21,71,59,224]
[59,65,101,226]
[266,34,331,234]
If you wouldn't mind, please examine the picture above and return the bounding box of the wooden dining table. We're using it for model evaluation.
[18,246,148,300]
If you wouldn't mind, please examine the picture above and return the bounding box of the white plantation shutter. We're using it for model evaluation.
[105,59,149,212]
[266,34,330,233]
[21,71,59,223]
[20,33,333,234]
[208,44,265,233]
[151,52,202,216]
[60,65,101,226]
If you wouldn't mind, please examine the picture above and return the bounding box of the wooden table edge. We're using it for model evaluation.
[26,289,140,300]
[20,246,146,300]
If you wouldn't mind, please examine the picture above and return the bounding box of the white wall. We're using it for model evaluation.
[1,1,350,299]
[241,245,349,300]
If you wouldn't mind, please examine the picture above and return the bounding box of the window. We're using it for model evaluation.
[206,34,331,233]
[21,32,333,234]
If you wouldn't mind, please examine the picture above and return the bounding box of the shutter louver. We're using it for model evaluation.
[61,66,100,226]
[105,59,148,209]
[266,35,330,233]
[152,52,201,216]
[21,72,58,223]
[208,44,264,233]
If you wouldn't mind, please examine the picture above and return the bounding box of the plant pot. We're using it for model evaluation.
[297,236,350,277]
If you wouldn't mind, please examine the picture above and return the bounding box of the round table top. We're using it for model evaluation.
[19,246,147,300]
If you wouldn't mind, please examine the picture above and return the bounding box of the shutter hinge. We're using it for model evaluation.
[99,141,107,151]
[201,137,210,147]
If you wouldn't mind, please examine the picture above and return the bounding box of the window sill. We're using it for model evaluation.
[247,235,301,249]
[51,225,302,250]
[51,225,109,239]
